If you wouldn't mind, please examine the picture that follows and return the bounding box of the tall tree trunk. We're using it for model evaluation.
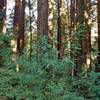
[28,0,32,61]
[13,0,25,54]
[76,0,84,68]
[37,0,48,36]
[70,0,75,31]
[17,0,25,54]
[37,0,48,63]
[75,0,81,72]
[48,0,54,46]
[75,0,86,73]
[3,0,7,34]
[13,0,21,35]
[82,0,91,76]
[97,0,100,64]
[70,0,76,76]
[57,0,62,59]
[0,0,7,33]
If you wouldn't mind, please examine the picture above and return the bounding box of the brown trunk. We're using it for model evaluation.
[37,0,48,63]
[17,0,25,54]
[57,0,62,59]
[76,0,84,68]
[75,0,85,71]
[70,0,76,53]
[37,0,48,36]
[69,0,76,76]
[0,0,7,33]
[82,0,91,74]
[97,0,100,64]
[28,0,32,61]
[70,0,75,31]
[75,0,81,70]
[13,0,25,54]
[13,0,21,35]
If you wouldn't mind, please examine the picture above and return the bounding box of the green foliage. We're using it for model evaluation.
[0,34,12,67]
[0,35,100,100]
[71,25,86,56]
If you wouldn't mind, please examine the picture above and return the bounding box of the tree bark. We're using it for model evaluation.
[37,0,48,36]
[97,0,100,64]
[0,0,7,33]
[75,0,91,76]
[13,0,25,54]
[82,0,91,73]
[17,0,25,54]
[70,0,76,76]
[48,0,54,46]
[37,0,48,63]
[28,0,32,61]
[13,0,21,35]
[57,0,62,59]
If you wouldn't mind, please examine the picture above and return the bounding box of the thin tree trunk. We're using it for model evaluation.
[28,0,32,61]
[57,0,62,59]
[97,0,100,64]
[48,0,54,46]
[0,0,7,33]
[70,0,76,76]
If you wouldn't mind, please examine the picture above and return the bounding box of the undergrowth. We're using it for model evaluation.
[0,34,100,100]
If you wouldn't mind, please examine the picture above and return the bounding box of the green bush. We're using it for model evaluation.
[0,35,100,100]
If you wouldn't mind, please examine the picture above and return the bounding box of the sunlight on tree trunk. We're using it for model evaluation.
[82,0,91,76]
[48,0,54,46]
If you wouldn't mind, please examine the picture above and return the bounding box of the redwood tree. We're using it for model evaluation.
[37,0,48,36]
[37,0,48,63]
[13,0,21,35]
[82,0,91,70]
[57,0,62,59]
[13,0,25,54]
[75,0,91,75]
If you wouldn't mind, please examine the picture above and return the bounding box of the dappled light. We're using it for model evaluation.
[0,0,100,99]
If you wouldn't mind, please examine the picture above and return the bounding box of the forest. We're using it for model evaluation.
[0,0,100,100]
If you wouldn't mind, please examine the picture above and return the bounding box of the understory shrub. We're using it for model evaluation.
[0,35,100,100]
